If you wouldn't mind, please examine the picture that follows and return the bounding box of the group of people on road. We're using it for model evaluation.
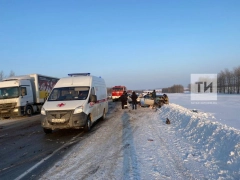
[119,91,136,110]
[119,91,138,110]
[119,90,169,110]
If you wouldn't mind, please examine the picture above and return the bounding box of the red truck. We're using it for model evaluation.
[111,85,127,102]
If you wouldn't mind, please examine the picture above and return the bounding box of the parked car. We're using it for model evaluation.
[136,93,144,103]
[139,94,151,107]
[128,95,132,103]
[139,94,163,107]
[127,93,139,104]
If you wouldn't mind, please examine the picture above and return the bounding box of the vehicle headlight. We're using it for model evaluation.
[13,108,19,112]
[41,107,46,115]
[73,106,83,114]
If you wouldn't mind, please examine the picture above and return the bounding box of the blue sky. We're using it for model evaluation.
[1,0,240,90]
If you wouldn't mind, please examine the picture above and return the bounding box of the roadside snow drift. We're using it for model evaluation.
[159,104,240,179]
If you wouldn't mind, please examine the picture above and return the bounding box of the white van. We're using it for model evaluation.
[41,73,108,134]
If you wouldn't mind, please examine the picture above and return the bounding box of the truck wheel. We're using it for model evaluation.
[43,128,52,134]
[84,116,91,132]
[26,106,33,116]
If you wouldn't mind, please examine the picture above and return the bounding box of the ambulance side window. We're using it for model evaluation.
[89,87,95,102]
[91,87,95,95]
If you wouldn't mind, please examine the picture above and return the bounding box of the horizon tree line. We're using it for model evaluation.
[217,66,240,94]
[187,65,240,94]
[162,84,184,93]
[161,65,240,94]
[0,70,15,81]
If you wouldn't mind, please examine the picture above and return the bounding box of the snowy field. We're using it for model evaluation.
[168,93,240,130]
[39,95,240,180]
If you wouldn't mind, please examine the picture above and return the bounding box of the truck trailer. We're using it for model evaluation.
[0,74,59,118]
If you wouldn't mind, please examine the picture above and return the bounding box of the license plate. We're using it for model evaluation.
[52,119,65,123]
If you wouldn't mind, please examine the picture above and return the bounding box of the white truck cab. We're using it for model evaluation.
[0,74,59,118]
[41,73,108,134]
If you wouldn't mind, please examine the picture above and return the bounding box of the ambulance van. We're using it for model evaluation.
[41,73,108,134]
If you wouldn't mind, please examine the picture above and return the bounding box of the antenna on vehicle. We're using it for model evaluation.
[68,73,91,77]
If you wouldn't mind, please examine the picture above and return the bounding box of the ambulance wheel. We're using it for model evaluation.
[84,116,91,132]
[26,106,33,116]
[101,109,106,120]
[43,128,52,134]
[3,117,10,119]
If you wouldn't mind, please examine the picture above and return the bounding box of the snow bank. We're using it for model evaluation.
[159,104,240,179]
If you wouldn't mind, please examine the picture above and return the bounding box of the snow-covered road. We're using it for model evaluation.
[40,102,240,180]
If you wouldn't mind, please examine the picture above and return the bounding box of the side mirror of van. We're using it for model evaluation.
[90,95,97,103]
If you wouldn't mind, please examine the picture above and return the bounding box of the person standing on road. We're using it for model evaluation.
[131,91,138,110]
[149,89,157,108]
[120,91,128,109]
[152,89,156,99]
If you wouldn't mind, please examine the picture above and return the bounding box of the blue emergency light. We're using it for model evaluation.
[68,73,91,77]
